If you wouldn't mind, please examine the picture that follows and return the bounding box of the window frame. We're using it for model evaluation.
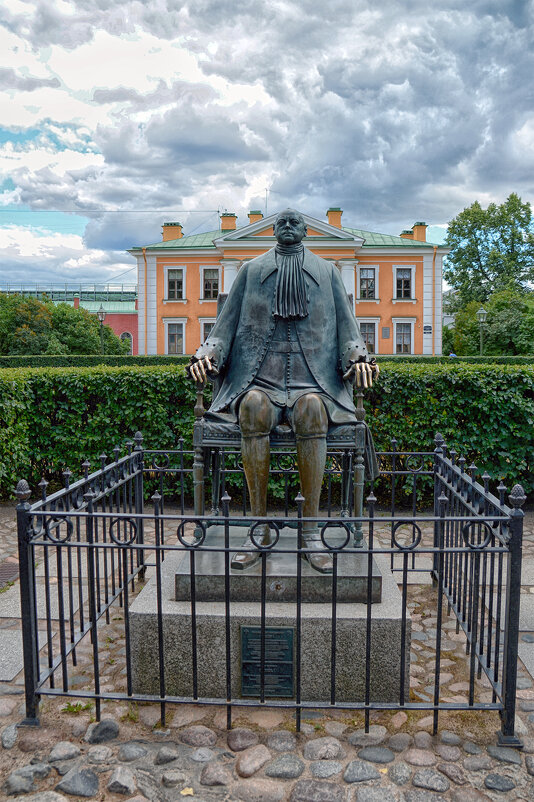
[163,264,187,303]
[200,265,221,302]
[392,264,416,302]
[163,317,187,355]
[119,331,133,354]
[356,264,379,304]
[392,317,416,355]
[200,318,216,343]
[356,317,379,355]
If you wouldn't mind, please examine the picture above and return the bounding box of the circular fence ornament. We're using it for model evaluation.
[177,519,206,548]
[461,520,493,550]
[392,520,422,551]
[45,516,74,544]
[109,517,138,546]
[319,520,351,551]
[249,521,280,550]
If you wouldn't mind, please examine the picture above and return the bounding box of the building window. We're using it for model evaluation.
[396,322,412,353]
[396,268,412,299]
[360,322,376,353]
[120,331,133,354]
[360,268,375,299]
[167,322,184,354]
[201,320,216,342]
[203,268,219,300]
[167,268,184,300]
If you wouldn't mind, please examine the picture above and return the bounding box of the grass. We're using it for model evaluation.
[61,701,93,715]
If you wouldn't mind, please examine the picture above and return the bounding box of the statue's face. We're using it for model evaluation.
[274,210,307,245]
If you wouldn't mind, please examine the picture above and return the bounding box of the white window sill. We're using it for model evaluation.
[392,298,417,304]
[198,298,218,303]
[163,298,187,304]
[356,298,380,304]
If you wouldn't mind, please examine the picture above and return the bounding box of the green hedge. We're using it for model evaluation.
[1,363,532,500]
[376,355,534,364]
[0,354,190,368]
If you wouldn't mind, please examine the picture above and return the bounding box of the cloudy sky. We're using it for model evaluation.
[1,0,533,285]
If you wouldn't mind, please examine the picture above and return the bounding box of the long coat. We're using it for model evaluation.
[194,247,369,417]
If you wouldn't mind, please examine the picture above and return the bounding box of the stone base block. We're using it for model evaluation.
[130,549,410,704]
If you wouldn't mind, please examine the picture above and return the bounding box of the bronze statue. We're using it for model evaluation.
[189,209,379,573]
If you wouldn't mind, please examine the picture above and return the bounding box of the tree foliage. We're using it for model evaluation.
[444,193,534,303]
[0,294,129,355]
[444,290,534,356]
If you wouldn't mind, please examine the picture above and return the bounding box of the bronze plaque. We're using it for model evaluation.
[241,626,295,698]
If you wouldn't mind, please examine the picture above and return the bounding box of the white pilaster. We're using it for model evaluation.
[222,260,240,293]
[146,255,158,354]
[422,254,434,354]
[337,260,358,309]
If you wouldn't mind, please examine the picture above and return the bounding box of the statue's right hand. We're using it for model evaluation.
[188,355,219,383]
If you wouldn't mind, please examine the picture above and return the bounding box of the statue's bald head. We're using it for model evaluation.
[274,209,307,245]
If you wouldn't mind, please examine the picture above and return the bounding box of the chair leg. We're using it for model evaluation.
[211,449,221,516]
[193,445,205,539]
[353,445,365,548]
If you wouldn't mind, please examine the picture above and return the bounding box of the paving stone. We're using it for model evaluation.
[356,787,401,802]
[440,730,462,745]
[463,741,482,755]
[414,731,433,749]
[404,748,437,766]
[348,725,387,747]
[161,769,186,787]
[50,741,81,762]
[463,755,493,771]
[154,745,179,764]
[486,744,522,764]
[56,767,99,798]
[343,759,381,782]
[404,792,446,802]
[522,634,534,643]
[234,778,286,801]
[107,766,137,795]
[520,700,534,712]
[435,743,461,761]
[228,727,259,751]
[87,745,114,764]
[517,676,533,688]
[118,741,148,761]
[303,736,345,760]
[267,730,297,752]
[526,754,534,775]
[84,718,119,744]
[484,772,516,791]
[324,721,348,737]
[290,779,346,801]
[1,722,17,749]
[18,728,62,752]
[16,762,51,780]
[390,711,408,729]
[15,794,70,802]
[449,789,492,801]
[388,760,412,785]
[265,753,305,779]
[310,760,342,778]
[236,744,271,777]
[191,746,215,762]
[0,696,17,715]
[4,770,34,795]
[413,768,450,792]
[200,762,231,786]
[358,745,395,763]
[437,762,467,784]
[179,724,217,746]
[53,758,80,777]
[388,733,413,752]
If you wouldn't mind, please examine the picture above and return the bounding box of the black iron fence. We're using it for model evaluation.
[15,433,525,746]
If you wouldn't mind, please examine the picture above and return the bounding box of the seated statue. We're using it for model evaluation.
[189,209,379,573]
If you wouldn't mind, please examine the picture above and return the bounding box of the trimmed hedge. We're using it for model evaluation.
[1,363,532,500]
[0,354,190,368]
[376,355,534,364]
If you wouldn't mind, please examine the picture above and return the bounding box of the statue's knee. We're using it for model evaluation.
[293,394,328,436]
[239,390,274,435]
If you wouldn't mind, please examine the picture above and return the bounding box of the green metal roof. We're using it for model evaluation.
[80,301,137,313]
[133,226,442,251]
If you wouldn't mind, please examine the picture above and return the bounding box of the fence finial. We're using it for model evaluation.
[509,484,526,509]
[15,479,31,503]
[134,431,144,449]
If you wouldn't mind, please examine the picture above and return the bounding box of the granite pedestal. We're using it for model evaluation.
[130,526,410,703]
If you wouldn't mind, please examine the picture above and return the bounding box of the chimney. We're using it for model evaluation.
[73,293,80,309]
[248,210,263,225]
[221,212,237,231]
[412,221,428,242]
[162,222,183,241]
[327,207,343,228]
[400,229,414,239]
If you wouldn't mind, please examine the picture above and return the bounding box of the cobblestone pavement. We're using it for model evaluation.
[1,502,534,800]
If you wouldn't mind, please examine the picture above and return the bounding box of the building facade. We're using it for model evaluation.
[129,209,448,356]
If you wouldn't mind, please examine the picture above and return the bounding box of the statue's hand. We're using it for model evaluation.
[188,355,219,384]
[343,358,379,389]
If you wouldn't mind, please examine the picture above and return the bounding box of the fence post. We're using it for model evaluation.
[134,431,145,579]
[498,483,525,747]
[16,480,40,725]
[432,433,445,583]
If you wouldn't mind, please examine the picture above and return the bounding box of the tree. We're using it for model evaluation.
[444,193,534,304]
[446,289,534,355]
[0,294,130,355]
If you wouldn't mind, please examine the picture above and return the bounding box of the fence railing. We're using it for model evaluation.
[15,433,524,745]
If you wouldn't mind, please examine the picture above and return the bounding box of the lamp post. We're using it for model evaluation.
[97,304,106,354]
[476,307,487,356]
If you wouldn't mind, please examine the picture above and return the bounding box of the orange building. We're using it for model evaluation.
[129,209,448,356]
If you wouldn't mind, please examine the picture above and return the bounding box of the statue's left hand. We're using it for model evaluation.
[189,355,219,383]
[343,359,380,388]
